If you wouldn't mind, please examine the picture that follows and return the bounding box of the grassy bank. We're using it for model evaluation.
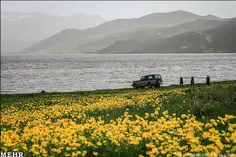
[1,80,236,156]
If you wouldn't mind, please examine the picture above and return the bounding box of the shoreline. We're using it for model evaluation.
[2,52,236,56]
[1,80,236,96]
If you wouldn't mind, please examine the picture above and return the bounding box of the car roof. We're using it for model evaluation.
[143,74,161,77]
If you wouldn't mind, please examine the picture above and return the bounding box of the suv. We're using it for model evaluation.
[132,74,163,88]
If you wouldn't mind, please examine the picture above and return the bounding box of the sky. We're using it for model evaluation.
[1,1,236,20]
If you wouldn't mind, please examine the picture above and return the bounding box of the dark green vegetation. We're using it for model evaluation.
[2,80,236,124]
[18,10,236,54]
[163,83,236,120]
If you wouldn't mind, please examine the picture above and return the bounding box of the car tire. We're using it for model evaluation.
[133,83,138,89]
[147,82,152,88]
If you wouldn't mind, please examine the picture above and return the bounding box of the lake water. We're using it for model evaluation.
[1,53,236,94]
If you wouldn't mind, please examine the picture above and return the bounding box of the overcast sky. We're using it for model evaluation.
[1,1,236,20]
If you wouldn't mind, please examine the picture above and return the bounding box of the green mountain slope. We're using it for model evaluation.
[136,32,208,53]
[98,19,224,54]
[131,18,236,53]
[20,29,81,53]
[19,10,225,54]
[204,17,236,52]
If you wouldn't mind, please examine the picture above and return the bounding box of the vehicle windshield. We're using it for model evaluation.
[155,75,161,79]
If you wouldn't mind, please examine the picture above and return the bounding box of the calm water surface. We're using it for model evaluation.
[1,53,236,94]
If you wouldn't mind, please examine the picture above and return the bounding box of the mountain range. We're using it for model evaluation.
[3,10,236,54]
[1,11,106,53]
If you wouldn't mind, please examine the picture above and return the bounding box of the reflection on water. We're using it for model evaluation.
[1,53,236,93]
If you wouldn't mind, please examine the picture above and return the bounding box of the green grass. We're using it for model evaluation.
[162,82,236,120]
[1,80,236,156]
[1,80,236,123]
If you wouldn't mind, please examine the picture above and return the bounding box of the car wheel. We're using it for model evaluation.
[133,83,138,89]
[147,82,152,88]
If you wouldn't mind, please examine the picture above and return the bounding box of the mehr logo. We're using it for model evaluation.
[1,152,24,157]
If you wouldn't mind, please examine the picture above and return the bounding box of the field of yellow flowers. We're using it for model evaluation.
[1,81,236,157]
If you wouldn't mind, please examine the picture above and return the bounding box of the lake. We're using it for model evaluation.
[1,53,236,94]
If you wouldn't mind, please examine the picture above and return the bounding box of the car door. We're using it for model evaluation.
[146,75,153,86]
[140,76,149,86]
[138,76,145,86]
[150,75,156,85]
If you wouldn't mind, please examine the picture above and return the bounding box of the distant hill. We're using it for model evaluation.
[131,18,236,53]
[18,29,82,54]
[204,17,236,52]
[17,10,229,54]
[82,10,209,35]
[98,19,224,54]
[135,32,208,53]
[1,11,106,53]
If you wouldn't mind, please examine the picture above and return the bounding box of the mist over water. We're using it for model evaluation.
[1,53,236,94]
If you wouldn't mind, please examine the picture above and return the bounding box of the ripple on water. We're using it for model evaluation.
[1,53,236,93]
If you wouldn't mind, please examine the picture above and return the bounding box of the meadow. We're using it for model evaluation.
[1,81,236,157]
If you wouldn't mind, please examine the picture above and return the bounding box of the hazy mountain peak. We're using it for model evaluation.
[61,28,80,33]
[1,11,106,53]
[141,10,197,17]
[205,14,215,17]
[171,10,196,14]
[203,14,221,20]
[70,13,105,19]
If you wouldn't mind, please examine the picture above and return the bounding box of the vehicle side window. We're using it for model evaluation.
[148,76,153,80]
